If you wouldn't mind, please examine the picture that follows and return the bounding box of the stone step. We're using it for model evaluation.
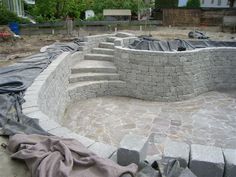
[92,48,114,55]
[69,73,120,83]
[106,37,120,43]
[71,60,117,74]
[68,80,126,91]
[84,53,114,62]
[99,42,114,49]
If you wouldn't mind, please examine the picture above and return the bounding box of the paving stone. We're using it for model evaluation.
[89,142,117,158]
[190,144,224,177]
[117,134,148,166]
[64,133,95,147]
[25,111,49,122]
[39,119,61,131]
[163,140,190,167]
[48,127,72,137]
[223,148,236,177]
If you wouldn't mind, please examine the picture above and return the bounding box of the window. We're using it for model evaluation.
[202,0,204,4]
[211,0,214,4]
[218,0,221,5]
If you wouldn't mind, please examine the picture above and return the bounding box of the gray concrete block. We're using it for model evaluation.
[39,119,61,131]
[179,168,197,177]
[48,127,72,137]
[117,134,148,166]
[89,142,117,158]
[190,144,224,177]
[163,140,190,167]
[64,133,95,147]
[223,148,236,177]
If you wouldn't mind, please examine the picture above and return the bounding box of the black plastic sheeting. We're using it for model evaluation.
[0,40,81,136]
[137,159,197,177]
[128,37,236,51]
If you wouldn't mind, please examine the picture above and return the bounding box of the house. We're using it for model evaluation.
[201,0,233,8]
[2,0,35,17]
[178,0,236,8]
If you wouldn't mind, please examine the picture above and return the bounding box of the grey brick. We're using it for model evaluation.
[163,141,190,168]
[89,142,117,158]
[190,144,224,177]
[223,148,236,177]
[117,134,148,166]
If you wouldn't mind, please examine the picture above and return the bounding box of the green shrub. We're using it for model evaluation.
[0,5,30,25]
[155,0,179,8]
[86,14,104,21]
[186,0,200,8]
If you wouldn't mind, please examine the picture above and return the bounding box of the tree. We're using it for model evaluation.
[155,0,179,8]
[186,0,200,8]
[228,0,235,7]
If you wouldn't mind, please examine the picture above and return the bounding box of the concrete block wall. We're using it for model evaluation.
[114,46,236,101]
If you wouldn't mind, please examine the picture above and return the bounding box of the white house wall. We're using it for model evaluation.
[201,0,230,8]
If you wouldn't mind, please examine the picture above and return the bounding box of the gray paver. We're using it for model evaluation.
[117,134,148,166]
[179,168,197,177]
[64,133,95,147]
[190,144,224,177]
[223,148,236,177]
[163,140,190,167]
[88,142,117,158]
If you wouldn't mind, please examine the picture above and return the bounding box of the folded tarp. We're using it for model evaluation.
[8,134,138,177]
[128,37,236,51]
[0,40,81,136]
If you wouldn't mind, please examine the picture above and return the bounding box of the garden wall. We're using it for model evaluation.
[114,46,236,101]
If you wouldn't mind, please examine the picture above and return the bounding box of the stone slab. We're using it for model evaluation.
[39,119,61,131]
[223,148,236,177]
[190,144,224,177]
[179,168,197,177]
[64,133,95,147]
[117,134,148,166]
[163,140,190,167]
[48,127,72,137]
[89,142,117,158]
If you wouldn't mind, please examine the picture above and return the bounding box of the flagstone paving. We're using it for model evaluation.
[62,90,236,156]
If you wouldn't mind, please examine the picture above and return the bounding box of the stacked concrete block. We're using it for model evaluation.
[190,144,225,177]
[223,149,236,177]
[163,141,190,168]
[117,134,148,166]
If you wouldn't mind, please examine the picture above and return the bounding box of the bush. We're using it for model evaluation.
[186,0,200,8]
[155,0,179,8]
[86,14,104,21]
[0,6,30,25]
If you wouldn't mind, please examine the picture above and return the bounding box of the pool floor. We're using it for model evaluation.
[62,90,236,156]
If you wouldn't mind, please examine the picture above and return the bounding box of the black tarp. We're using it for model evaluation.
[128,37,236,51]
[0,40,81,136]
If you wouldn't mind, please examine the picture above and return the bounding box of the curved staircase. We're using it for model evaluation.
[68,34,127,101]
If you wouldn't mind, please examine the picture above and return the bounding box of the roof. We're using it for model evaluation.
[103,9,131,16]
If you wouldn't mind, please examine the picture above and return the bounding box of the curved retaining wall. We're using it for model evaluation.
[114,46,236,101]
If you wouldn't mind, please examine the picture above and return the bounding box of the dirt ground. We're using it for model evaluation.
[0,26,235,68]
[0,34,74,67]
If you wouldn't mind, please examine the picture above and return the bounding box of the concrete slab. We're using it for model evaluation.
[190,144,224,177]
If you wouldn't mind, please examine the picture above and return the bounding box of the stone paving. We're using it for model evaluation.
[62,90,236,156]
